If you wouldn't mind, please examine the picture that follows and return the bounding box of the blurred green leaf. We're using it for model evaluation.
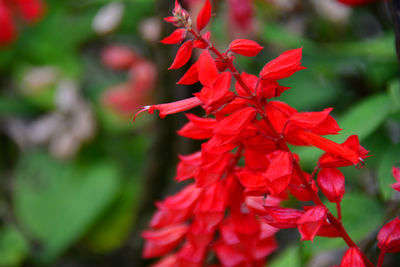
[388,80,400,112]
[269,245,300,267]
[83,178,140,253]
[14,150,120,263]
[0,226,29,267]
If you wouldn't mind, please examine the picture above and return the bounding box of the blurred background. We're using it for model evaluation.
[0,0,400,266]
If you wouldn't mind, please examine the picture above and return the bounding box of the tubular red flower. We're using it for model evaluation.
[135,97,202,120]
[291,130,360,165]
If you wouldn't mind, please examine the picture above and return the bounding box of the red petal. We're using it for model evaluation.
[195,72,233,110]
[168,40,193,70]
[196,0,212,32]
[175,152,201,181]
[260,48,306,80]
[160,28,187,44]
[213,107,256,136]
[340,248,366,267]
[197,50,219,87]
[264,151,293,196]
[229,39,264,57]
[142,224,188,258]
[177,63,199,85]
[317,168,345,203]
[288,108,341,134]
[178,113,216,139]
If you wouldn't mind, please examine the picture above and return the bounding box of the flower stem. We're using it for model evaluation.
[377,250,386,267]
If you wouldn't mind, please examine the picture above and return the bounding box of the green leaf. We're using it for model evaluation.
[0,226,29,267]
[14,150,120,263]
[269,245,301,267]
[378,143,400,200]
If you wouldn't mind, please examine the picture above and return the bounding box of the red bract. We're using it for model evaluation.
[339,248,366,267]
[228,39,263,57]
[297,206,327,242]
[260,48,306,80]
[196,0,211,32]
[317,168,345,203]
[377,217,400,253]
[160,28,187,44]
[138,1,377,266]
[169,40,194,69]
[197,50,219,87]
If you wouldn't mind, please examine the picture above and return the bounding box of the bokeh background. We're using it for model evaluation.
[0,0,400,266]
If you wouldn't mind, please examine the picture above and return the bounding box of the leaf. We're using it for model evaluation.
[83,179,141,253]
[0,226,29,267]
[14,150,120,263]
[269,245,301,267]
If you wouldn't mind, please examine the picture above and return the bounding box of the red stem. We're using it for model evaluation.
[336,202,342,221]
[377,250,386,267]
[188,28,375,267]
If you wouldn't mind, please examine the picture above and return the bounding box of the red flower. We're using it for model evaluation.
[377,217,400,253]
[339,248,366,267]
[391,167,400,192]
[135,97,202,119]
[0,0,45,46]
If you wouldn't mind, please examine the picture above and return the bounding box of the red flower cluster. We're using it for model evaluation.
[0,0,45,46]
[138,1,399,266]
[337,0,377,6]
[101,44,157,115]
